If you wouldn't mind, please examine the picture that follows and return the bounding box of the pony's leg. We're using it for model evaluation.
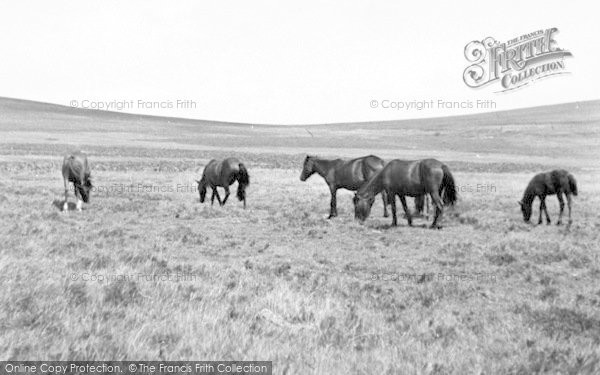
[556,193,565,225]
[74,186,83,211]
[416,195,429,219]
[429,191,444,229]
[381,191,389,218]
[214,188,223,206]
[390,193,398,226]
[566,193,573,224]
[210,189,216,205]
[399,196,412,226]
[413,195,422,217]
[63,178,69,212]
[222,187,230,206]
[538,198,544,225]
[541,197,551,224]
[328,186,338,219]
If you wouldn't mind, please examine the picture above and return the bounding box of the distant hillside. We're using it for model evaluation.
[320,100,600,130]
[0,96,599,168]
[0,96,599,130]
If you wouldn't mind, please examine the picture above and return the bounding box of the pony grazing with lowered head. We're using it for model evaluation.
[196,158,249,208]
[300,154,389,219]
[62,151,92,212]
[519,169,578,225]
[353,158,457,229]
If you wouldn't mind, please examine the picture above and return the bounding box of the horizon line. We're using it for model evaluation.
[0,95,598,127]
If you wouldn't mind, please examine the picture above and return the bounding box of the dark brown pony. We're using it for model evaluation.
[354,159,457,228]
[196,158,249,208]
[519,169,577,225]
[300,155,389,219]
[62,151,92,211]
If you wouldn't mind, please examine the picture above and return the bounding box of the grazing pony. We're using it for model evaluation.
[62,151,92,211]
[300,155,389,219]
[519,169,577,225]
[196,158,249,208]
[354,159,457,228]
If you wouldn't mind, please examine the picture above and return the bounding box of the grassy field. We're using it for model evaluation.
[1,98,600,374]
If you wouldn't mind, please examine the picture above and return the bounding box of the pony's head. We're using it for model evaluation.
[78,177,92,203]
[300,155,315,181]
[353,193,375,222]
[518,200,532,222]
[196,179,207,203]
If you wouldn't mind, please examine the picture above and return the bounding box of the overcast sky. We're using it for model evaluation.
[0,1,598,124]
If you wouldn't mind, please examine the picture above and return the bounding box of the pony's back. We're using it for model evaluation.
[62,151,90,182]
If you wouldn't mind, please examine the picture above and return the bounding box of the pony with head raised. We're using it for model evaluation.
[62,151,92,211]
[196,158,249,208]
[519,169,577,225]
[300,154,390,219]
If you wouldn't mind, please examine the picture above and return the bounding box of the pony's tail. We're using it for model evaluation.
[441,165,457,205]
[236,163,250,201]
[568,174,578,196]
[84,172,92,188]
[81,174,92,203]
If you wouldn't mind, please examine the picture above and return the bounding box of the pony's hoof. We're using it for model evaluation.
[556,221,562,226]
[429,225,442,230]
[546,221,552,225]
